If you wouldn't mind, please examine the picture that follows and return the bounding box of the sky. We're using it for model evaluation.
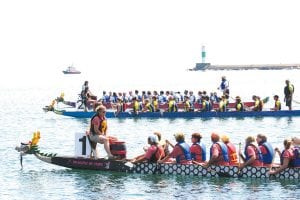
[1,0,300,87]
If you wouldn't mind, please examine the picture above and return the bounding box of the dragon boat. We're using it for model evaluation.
[15,133,300,180]
[53,109,300,119]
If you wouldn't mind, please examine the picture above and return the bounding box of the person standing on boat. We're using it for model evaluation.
[269,138,299,175]
[87,105,115,159]
[190,133,206,163]
[284,79,294,110]
[203,133,229,168]
[239,136,263,169]
[256,134,275,167]
[218,76,229,95]
[221,135,238,166]
[271,95,281,111]
[158,132,192,164]
[131,135,165,163]
[79,81,89,111]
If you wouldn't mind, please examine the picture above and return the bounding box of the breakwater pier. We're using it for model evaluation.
[189,63,300,71]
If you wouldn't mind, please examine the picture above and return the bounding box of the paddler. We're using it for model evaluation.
[221,135,238,166]
[158,132,192,164]
[203,133,229,168]
[218,95,228,112]
[252,95,263,111]
[167,95,178,112]
[256,134,275,167]
[190,133,206,163]
[271,95,281,111]
[131,135,165,163]
[132,97,142,114]
[235,96,244,111]
[269,138,298,175]
[183,95,194,112]
[239,136,263,169]
[142,98,154,112]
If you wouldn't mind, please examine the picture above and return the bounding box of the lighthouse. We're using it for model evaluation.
[201,45,206,63]
[192,45,211,70]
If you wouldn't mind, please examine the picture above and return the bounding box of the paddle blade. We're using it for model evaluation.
[124,162,133,168]
[263,96,270,103]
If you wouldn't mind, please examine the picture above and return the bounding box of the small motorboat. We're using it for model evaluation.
[62,66,81,74]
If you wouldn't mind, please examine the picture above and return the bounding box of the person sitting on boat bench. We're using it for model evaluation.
[86,105,115,159]
[239,136,263,169]
[269,138,299,175]
[190,132,206,164]
[256,134,275,167]
[270,95,281,111]
[131,135,165,163]
[158,132,192,164]
[252,95,263,111]
[221,134,238,166]
[202,133,229,168]
[235,96,244,111]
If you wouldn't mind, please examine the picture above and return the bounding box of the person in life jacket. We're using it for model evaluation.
[114,97,124,115]
[235,96,244,111]
[158,132,192,164]
[154,132,170,156]
[132,97,142,114]
[190,133,206,163]
[218,76,230,95]
[221,135,238,166]
[183,96,194,112]
[131,135,165,163]
[167,96,178,112]
[239,136,263,169]
[218,95,228,112]
[252,95,263,111]
[203,133,229,168]
[142,98,154,112]
[269,138,299,175]
[271,95,281,111]
[152,96,160,112]
[256,134,275,167]
[87,105,115,159]
[200,96,212,112]
[284,79,294,110]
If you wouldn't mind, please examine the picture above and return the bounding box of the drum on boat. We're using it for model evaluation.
[109,140,127,159]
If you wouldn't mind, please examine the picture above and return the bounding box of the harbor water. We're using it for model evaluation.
[1,69,300,199]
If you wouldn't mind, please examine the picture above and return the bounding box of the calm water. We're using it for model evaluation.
[1,69,300,199]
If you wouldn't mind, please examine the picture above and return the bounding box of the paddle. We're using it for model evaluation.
[293,99,300,104]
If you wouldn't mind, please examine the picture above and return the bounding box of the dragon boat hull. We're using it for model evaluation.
[54,109,300,119]
[35,154,299,179]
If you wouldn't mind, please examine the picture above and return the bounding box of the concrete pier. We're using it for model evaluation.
[190,63,300,71]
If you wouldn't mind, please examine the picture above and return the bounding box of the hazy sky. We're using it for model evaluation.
[1,0,300,87]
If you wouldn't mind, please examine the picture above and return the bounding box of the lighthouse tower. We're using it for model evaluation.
[193,45,210,70]
[201,45,206,63]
